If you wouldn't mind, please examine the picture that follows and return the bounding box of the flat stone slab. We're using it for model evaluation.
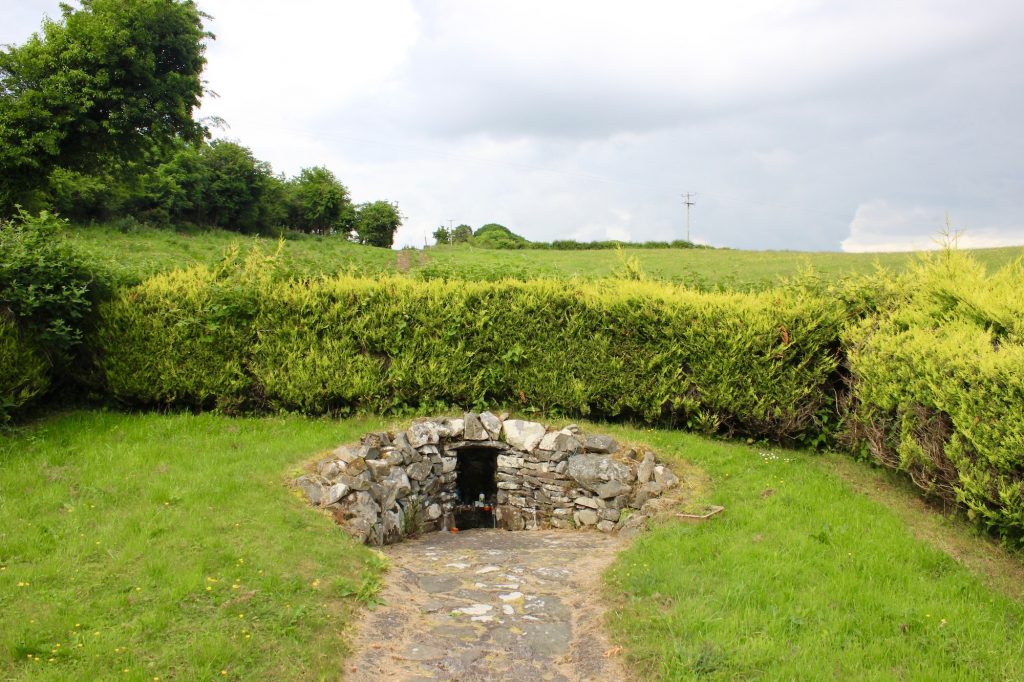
[345,528,628,681]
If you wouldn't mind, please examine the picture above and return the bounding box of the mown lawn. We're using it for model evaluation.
[0,411,388,681]
[3,412,1023,680]
[602,425,1024,680]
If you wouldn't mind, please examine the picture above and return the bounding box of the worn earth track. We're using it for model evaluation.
[344,528,629,681]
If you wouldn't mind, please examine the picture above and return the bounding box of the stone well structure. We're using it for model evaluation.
[294,412,681,546]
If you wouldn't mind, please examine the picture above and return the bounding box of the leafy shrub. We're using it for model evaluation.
[0,317,49,424]
[94,261,844,441]
[0,210,103,420]
[846,251,1024,542]
[0,210,97,365]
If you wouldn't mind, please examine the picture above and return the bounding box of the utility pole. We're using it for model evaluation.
[448,219,454,231]
[682,192,696,242]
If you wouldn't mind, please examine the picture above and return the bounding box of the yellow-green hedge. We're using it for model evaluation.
[93,268,845,441]
[846,254,1024,540]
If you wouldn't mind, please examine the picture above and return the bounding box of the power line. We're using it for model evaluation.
[682,192,696,242]
[207,120,854,226]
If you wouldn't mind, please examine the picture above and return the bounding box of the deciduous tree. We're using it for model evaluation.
[354,200,402,248]
[0,0,209,213]
[288,166,353,235]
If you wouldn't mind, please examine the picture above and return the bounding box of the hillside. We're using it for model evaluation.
[67,222,1024,290]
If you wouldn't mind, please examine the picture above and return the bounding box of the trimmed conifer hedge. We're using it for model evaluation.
[846,254,1024,541]
[93,266,845,442]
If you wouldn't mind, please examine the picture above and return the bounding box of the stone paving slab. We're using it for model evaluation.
[345,528,629,681]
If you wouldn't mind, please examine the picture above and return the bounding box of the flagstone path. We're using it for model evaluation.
[345,528,629,681]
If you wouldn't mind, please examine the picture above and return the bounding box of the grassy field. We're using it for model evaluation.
[0,411,388,681]
[4,411,1024,680]
[65,222,1024,289]
[603,424,1024,680]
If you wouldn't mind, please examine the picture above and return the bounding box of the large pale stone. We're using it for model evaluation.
[393,432,420,464]
[384,468,411,497]
[365,459,392,481]
[323,482,351,506]
[357,444,381,460]
[317,459,341,479]
[406,460,433,481]
[479,411,503,439]
[632,481,664,508]
[503,420,546,452]
[362,432,392,449]
[348,491,380,523]
[382,509,401,544]
[637,451,656,484]
[332,445,362,464]
[463,413,487,441]
[567,454,632,493]
[584,434,619,454]
[497,454,524,468]
[595,480,632,499]
[338,473,371,492]
[654,465,680,489]
[446,418,465,439]
[294,476,323,505]
[407,422,439,448]
[538,431,561,452]
[575,509,599,526]
[383,448,404,467]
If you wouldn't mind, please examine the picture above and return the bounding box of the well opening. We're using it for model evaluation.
[453,447,498,529]
[298,412,684,545]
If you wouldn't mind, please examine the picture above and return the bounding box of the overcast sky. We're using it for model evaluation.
[6,1,1024,251]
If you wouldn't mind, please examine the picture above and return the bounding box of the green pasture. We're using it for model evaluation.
[64,222,1024,289]
[3,412,1023,680]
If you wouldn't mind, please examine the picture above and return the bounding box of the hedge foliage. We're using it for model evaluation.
[93,256,845,442]
[846,251,1024,541]
[0,210,101,421]
[0,317,49,424]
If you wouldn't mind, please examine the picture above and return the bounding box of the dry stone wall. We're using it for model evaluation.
[294,412,680,546]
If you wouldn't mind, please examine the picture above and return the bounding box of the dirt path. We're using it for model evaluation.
[344,528,630,681]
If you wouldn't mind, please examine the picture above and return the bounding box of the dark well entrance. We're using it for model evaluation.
[453,447,498,529]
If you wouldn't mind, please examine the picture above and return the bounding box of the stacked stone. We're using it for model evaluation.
[294,411,681,546]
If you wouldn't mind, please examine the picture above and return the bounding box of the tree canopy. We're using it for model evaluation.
[288,166,353,235]
[0,0,209,212]
[354,201,402,248]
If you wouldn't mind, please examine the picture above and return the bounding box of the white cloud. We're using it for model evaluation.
[4,1,1024,251]
[842,201,1024,252]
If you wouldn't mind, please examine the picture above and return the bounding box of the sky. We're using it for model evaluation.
[5,1,1024,251]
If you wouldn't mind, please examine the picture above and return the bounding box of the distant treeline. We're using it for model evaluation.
[433,222,712,250]
[43,140,402,246]
[515,239,708,250]
[0,0,402,246]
